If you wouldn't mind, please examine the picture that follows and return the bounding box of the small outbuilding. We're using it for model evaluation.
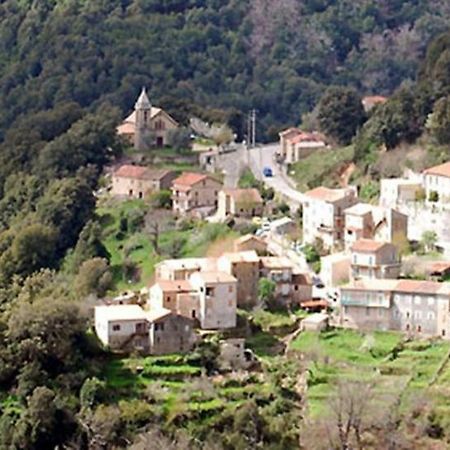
[301,313,329,332]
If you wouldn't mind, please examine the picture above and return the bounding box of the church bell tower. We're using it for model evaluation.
[134,87,152,150]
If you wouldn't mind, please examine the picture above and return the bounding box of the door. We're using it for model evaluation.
[156,136,164,147]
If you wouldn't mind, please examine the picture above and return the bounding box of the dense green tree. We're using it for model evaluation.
[317,86,366,144]
[166,127,192,151]
[68,220,110,272]
[74,257,113,298]
[427,95,450,144]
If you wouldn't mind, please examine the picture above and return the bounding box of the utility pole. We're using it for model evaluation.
[251,109,256,147]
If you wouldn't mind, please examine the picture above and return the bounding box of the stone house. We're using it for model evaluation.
[303,186,358,249]
[155,257,217,281]
[94,305,196,354]
[117,87,178,149]
[149,279,195,312]
[233,234,268,255]
[189,271,237,329]
[292,272,313,304]
[218,338,257,371]
[339,279,450,338]
[350,239,401,281]
[423,161,450,206]
[361,95,387,112]
[344,203,408,251]
[111,164,176,199]
[171,172,223,215]
[259,256,294,301]
[379,178,423,208]
[217,188,263,220]
[279,128,327,164]
[218,251,261,307]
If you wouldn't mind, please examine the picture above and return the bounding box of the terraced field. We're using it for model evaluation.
[291,329,450,418]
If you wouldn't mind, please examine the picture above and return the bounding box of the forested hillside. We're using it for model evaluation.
[0,0,450,145]
[1,1,450,448]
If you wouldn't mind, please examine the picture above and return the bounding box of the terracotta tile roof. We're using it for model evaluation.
[222,188,263,203]
[154,280,194,292]
[192,271,237,283]
[424,161,450,178]
[279,127,301,138]
[305,186,354,203]
[290,132,326,145]
[300,300,328,308]
[362,96,388,107]
[351,239,389,253]
[114,164,172,180]
[428,261,450,274]
[395,280,444,295]
[341,279,399,292]
[172,172,217,187]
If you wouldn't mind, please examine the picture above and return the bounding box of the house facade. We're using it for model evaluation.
[217,188,263,219]
[423,161,450,206]
[303,186,358,249]
[344,203,408,251]
[350,239,401,281]
[189,271,237,329]
[218,251,260,307]
[233,234,268,255]
[94,305,196,354]
[320,252,351,288]
[171,172,223,215]
[339,279,450,338]
[379,178,423,208]
[111,165,176,198]
[117,87,178,149]
[279,128,327,164]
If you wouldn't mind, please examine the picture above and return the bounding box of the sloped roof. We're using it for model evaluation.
[235,234,266,245]
[290,131,326,145]
[192,271,237,283]
[279,127,301,138]
[222,188,263,203]
[220,251,260,263]
[146,307,172,322]
[153,280,194,292]
[424,161,450,178]
[95,305,148,321]
[173,172,221,188]
[351,239,390,253]
[114,164,173,180]
[344,202,374,216]
[304,186,354,203]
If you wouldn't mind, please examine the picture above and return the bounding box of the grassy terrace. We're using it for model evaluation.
[291,329,450,418]
[97,198,236,292]
[101,354,273,427]
[289,145,354,191]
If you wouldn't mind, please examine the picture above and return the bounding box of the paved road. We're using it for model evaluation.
[246,143,306,209]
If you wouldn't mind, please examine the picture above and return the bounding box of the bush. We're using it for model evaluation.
[150,190,172,209]
[429,190,439,202]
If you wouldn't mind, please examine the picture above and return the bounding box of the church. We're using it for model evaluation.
[117,88,179,150]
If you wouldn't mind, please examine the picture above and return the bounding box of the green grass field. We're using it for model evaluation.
[97,198,236,292]
[289,146,354,191]
[291,329,450,418]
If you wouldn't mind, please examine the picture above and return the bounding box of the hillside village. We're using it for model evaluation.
[4,2,450,448]
[83,86,450,448]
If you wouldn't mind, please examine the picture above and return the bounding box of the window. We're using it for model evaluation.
[155,323,165,331]
[369,256,374,265]
[206,287,214,296]
[427,312,435,321]
[442,329,446,337]
[414,296,422,305]
[406,311,410,318]
[191,310,196,319]
[414,311,422,320]
[295,285,298,291]
[366,307,370,317]
[428,297,435,306]
[228,285,233,293]
[112,324,121,331]
[228,299,232,307]
[406,324,410,331]
[417,325,422,333]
